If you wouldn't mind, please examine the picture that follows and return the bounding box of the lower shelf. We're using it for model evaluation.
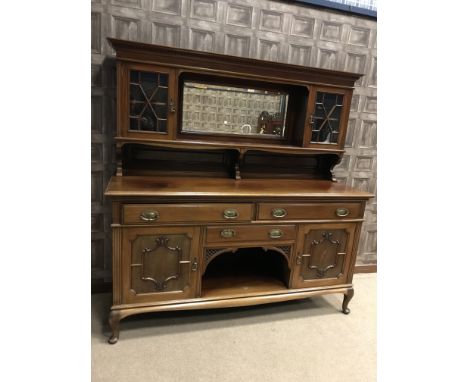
[201,274,287,298]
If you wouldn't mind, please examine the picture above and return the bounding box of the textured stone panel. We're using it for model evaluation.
[91,143,103,163]
[225,34,250,57]
[335,154,351,171]
[290,16,314,37]
[106,94,116,134]
[354,156,374,171]
[111,0,142,9]
[91,172,103,203]
[152,22,181,47]
[369,56,377,87]
[91,65,102,87]
[362,252,377,264]
[348,27,370,47]
[345,52,366,85]
[365,207,377,224]
[364,230,377,253]
[91,239,105,269]
[320,21,342,42]
[226,4,252,27]
[152,0,181,15]
[359,120,377,148]
[258,39,281,61]
[91,12,101,53]
[260,10,283,32]
[111,15,140,40]
[288,44,311,66]
[91,214,104,233]
[351,176,372,192]
[345,118,357,147]
[335,175,349,185]
[190,28,215,52]
[364,96,377,113]
[317,48,338,70]
[350,94,360,112]
[91,96,103,133]
[191,0,217,21]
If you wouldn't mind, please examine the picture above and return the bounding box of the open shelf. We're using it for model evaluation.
[201,247,291,298]
[116,137,345,156]
[202,275,288,298]
[122,144,236,178]
[120,142,340,180]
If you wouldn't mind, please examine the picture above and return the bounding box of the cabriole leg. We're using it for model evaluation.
[108,310,121,344]
[342,287,354,314]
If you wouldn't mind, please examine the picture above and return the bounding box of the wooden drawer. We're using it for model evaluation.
[123,203,253,224]
[257,203,362,220]
[205,225,296,243]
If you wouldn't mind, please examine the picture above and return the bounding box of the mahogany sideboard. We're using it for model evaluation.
[105,38,373,344]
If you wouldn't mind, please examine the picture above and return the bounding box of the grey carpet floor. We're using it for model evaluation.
[92,273,376,382]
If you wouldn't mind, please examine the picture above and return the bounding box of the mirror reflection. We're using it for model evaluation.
[181,82,289,138]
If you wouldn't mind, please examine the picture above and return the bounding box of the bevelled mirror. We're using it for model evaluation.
[181,81,289,139]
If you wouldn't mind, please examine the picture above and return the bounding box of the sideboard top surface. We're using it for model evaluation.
[105,176,373,200]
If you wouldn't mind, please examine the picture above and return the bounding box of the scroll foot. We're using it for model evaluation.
[342,287,354,315]
[108,310,121,344]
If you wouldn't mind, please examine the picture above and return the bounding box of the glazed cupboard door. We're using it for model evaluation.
[292,223,357,288]
[121,227,200,304]
[118,62,177,140]
[303,86,352,149]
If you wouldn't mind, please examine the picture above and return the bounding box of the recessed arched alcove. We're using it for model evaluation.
[201,247,291,297]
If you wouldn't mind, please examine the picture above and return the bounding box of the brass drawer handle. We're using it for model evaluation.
[220,229,236,238]
[336,208,349,217]
[223,209,239,219]
[140,210,160,222]
[272,208,287,218]
[269,229,283,239]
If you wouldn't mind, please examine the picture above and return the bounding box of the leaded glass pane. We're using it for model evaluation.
[311,92,343,144]
[129,70,168,133]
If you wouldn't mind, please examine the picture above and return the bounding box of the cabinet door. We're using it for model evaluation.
[118,62,176,140]
[292,223,357,288]
[121,227,200,304]
[303,86,352,149]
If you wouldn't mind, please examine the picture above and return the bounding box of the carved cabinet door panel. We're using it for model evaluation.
[121,227,200,304]
[292,223,357,288]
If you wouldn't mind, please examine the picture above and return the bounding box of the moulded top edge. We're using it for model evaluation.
[106,38,363,85]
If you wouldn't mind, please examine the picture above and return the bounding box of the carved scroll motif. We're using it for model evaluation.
[132,236,185,291]
[306,231,345,278]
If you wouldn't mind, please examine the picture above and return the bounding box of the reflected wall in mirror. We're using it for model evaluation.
[181,82,289,139]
